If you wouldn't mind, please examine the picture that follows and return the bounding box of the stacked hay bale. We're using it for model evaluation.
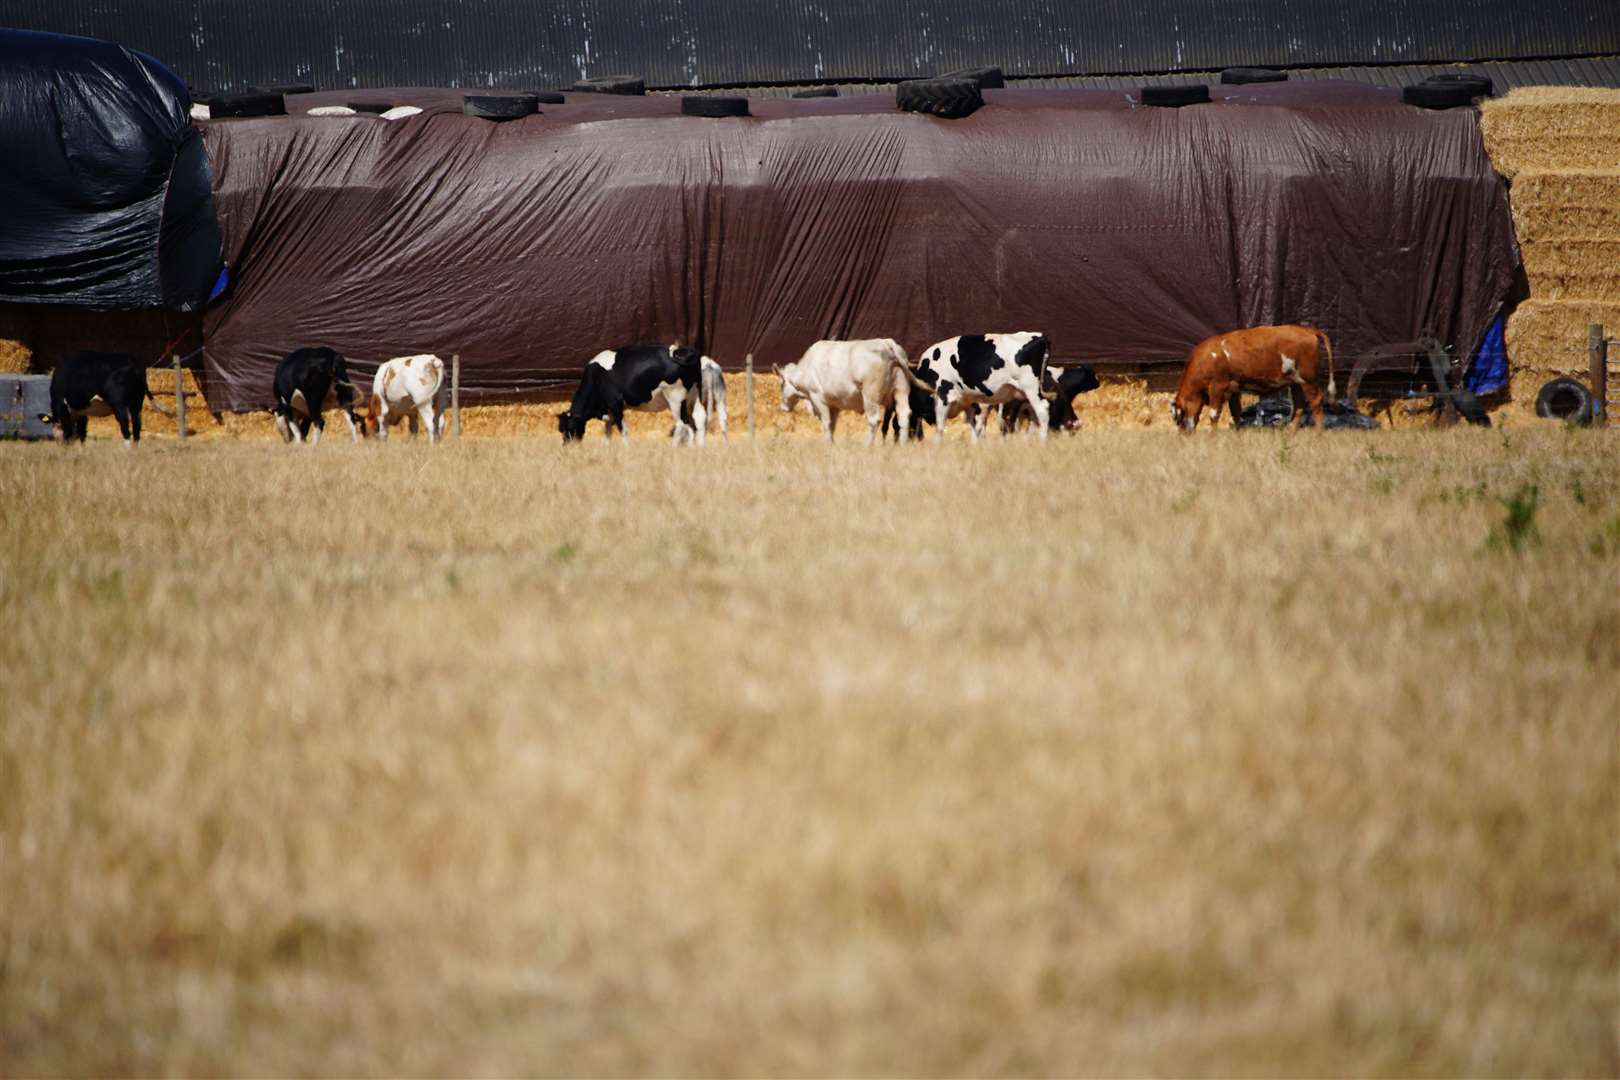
[1482,88,1620,419]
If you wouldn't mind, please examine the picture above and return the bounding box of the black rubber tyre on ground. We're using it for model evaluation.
[1141,84,1210,107]
[530,91,566,104]
[896,77,984,119]
[681,96,750,118]
[1403,81,1479,109]
[463,94,539,120]
[1534,376,1595,424]
[208,92,287,118]
[791,87,838,98]
[573,76,645,95]
[943,66,1005,89]
[258,83,316,96]
[1426,73,1493,97]
[1220,67,1287,85]
[348,102,392,115]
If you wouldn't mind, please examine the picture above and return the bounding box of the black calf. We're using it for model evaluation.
[272,347,362,445]
[39,352,168,445]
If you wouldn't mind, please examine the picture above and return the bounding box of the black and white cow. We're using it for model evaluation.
[38,351,173,446]
[271,347,362,446]
[999,364,1100,434]
[912,332,1052,441]
[558,344,705,443]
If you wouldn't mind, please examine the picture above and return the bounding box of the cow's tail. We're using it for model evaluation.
[1316,329,1337,400]
[886,339,930,391]
[144,388,176,417]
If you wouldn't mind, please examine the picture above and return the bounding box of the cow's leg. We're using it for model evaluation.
[309,413,324,447]
[1018,383,1051,441]
[342,409,359,443]
[376,407,389,442]
[933,394,949,443]
[689,395,707,448]
[112,405,133,447]
[1204,381,1229,431]
[715,396,728,443]
[967,403,987,443]
[408,410,420,438]
[417,400,438,444]
[1227,388,1244,429]
[74,415,89,442]
[130,406,142,445]
[1298,381,1325,431]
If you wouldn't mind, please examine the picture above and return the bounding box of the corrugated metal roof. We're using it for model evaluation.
[681,56,1620,97]
[6,1,1620,93]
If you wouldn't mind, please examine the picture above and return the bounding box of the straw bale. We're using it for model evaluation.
[1519,239,1620,301]
[1504,299,1620,373]
[0,338,30,374]
[1508,170,1620,242]
[1480,88,1620,178]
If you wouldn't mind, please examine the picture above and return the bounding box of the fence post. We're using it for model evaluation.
[1589,324,1606,426]
[451,353,462,438]
[745,352,756,439]
[172,353,186,442]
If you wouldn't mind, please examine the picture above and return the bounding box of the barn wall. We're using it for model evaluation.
[9,0,1620,92]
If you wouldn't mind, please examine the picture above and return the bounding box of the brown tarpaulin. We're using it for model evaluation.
[199,82,1518,409]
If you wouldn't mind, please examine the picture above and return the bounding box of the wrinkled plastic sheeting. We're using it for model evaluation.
[0,29,223,311]
[198,82,1519,410]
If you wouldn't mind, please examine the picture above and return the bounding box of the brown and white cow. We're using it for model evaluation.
[1171,325,1336,432]
[364,354,447,442]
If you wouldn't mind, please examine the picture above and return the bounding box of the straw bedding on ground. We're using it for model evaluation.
[1,430,1615,1076]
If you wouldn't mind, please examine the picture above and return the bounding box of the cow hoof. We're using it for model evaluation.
[896,77,983,120]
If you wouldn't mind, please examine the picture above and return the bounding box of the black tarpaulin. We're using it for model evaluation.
[198,82,1519,409]
[0,29,223,311]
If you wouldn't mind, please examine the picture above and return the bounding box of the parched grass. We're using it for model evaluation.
[0,427,1616,1076]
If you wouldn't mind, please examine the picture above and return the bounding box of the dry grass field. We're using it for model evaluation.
[1,423,1616,1077]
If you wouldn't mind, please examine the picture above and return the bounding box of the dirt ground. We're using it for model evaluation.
[1,425,1615,1076]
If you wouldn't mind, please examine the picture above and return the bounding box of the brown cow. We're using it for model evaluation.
[1171,324,1336,432]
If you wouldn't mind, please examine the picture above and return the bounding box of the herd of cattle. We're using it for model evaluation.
[38,324,1348,445]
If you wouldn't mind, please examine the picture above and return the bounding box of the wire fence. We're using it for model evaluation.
[121,331,1616,437]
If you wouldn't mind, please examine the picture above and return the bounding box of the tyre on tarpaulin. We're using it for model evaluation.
[896,77,983,119]
[574,75,645,95]
[681,96,750,118]
[463,94,539,121]
[1141,84,1210,107]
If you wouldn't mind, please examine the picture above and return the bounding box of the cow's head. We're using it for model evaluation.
[1170,393,1197,432]
[670,344,702,369]
[360,394,382,438]
[557,410,587,442]
[774,363,804,413]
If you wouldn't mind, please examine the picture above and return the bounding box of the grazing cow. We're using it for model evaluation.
[38,351,174,446]
[696,355,727,444]
[1171,324,1336,432]
[364,354,447,443]
[774,338,923,444]
[272,347,362,445]
[999,364,1100,435]
[911,332,1052,441]
[558,344,704,443]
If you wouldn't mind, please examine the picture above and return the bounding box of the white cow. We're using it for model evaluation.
[914,332,1052,441]
[775,338,923,445]
[696,355,727,444]
[364,354,447,442]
